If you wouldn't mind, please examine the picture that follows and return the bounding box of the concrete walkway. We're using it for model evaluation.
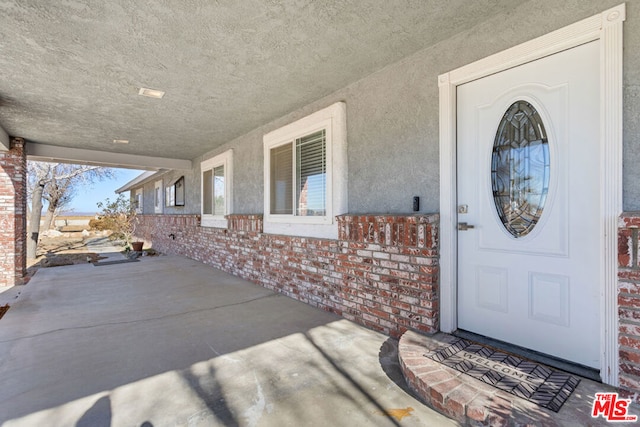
[0,285,22,308]
[84,235,129,263]
[0,236,126,307]
[0,255,457,427]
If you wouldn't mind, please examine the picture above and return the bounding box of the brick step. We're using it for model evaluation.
[398,330,629,426]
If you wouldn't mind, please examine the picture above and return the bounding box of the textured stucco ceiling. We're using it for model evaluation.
[0,0,526,163]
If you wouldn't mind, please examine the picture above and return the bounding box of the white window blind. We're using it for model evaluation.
[296,130,326,216]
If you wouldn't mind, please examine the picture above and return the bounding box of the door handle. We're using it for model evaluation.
[458,222,475,231]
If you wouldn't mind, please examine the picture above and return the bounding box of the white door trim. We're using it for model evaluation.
[438,4,625,386]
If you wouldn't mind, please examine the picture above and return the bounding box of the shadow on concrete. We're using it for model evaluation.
[0,256,341,424]
[181,365,239,427]
[303,332,402,427]
[378,336,420,398]
[76,395,111,427]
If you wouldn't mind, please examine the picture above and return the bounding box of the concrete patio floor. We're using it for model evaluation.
[0,254,458,426]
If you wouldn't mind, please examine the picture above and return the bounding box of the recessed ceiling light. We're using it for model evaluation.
[138,87,165,99]
[113,139,129,144]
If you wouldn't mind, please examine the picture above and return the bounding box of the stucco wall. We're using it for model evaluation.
[188,0,640,215]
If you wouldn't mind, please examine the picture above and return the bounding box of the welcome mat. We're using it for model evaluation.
[425,339,580,412]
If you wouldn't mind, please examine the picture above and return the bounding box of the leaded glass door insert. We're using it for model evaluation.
[491,101,550,238]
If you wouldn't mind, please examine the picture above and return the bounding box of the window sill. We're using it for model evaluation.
[201,216,227,229]
[263,220,337,239]
[265,214,332,225]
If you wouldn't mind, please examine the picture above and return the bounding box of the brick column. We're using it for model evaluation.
[0,138,27,286]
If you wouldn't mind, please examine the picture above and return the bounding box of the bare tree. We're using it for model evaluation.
[26,162,115,259]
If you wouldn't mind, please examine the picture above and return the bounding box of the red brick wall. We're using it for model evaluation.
[619,213,640,400]
[0,138,26,286]
[134,213,439,337]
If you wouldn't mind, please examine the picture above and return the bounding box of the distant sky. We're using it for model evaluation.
[65,168,146,214]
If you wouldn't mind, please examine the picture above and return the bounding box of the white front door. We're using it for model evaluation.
[457,41,600,369]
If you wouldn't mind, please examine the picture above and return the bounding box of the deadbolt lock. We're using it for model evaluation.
[457,222,475,231]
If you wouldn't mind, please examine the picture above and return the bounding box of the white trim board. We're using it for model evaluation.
[438,4,624,386]
[26,143,192,170]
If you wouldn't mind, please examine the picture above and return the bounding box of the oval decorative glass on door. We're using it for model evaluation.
[491,101,550,238]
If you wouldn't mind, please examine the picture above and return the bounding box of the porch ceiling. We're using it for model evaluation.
[0,1,525,166]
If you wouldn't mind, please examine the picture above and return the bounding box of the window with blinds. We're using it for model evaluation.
[296,130,326,216]
[270,130,326,216]
[263,102,345,235]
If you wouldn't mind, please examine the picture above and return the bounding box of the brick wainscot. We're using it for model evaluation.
[134,213,439,337]
[618,213,640,402]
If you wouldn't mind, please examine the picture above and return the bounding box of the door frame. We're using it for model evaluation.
[438,4,625,386]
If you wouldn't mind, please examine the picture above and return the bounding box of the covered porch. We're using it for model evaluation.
[2,1,640,422]
[0,253,456,426]
[0,253,621,426]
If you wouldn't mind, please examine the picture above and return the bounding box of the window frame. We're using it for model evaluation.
[200,149,233,228]
[154,180,163,214]
[165,176,185,207]
[263,102,347,238]
[134,188,143,214]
